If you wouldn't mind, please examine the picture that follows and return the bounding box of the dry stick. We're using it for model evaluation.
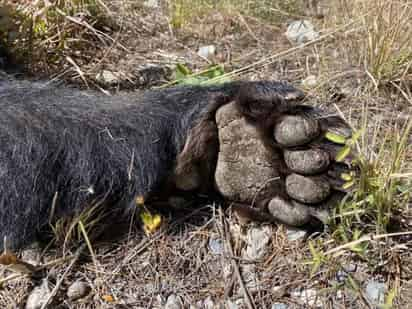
[391,80,412,105]
[237,13,260,44]
[205,19,360,84]
[0,273,23,286]
[48,191,59,224]
[0,249,86,286]
[65,56,89,88]
[40,243,86,309]
[223,275,236,299]
[325,231,412,256]
[220,210,256,309]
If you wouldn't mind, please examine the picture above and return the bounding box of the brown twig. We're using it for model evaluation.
[0,273,24,286]
[220,209,256,309]
[40,243,86,309]
[325,231,412,256]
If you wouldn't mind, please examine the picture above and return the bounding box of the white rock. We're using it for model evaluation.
[25,279,51,309]
[272,285,287,298]
[245,225,272,260]
[302,75,318,89]
[291,288,323,307]
[365,281,385,306]
[67,280,90,300]
[272,303,288,309]
[197,45,216,59]
[285,20,319,45]
[156,295,165,307]
[143,0,159,8]
[285,227,307,241]
[96,70,120,85]
[208,236,224,255]
[165,294,183,309]
[21,242,41,265]
[226,300,238,309]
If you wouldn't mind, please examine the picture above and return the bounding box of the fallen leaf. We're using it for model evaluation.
[102,294,114,302]
[0,252,37,274]
[140,210,162,235]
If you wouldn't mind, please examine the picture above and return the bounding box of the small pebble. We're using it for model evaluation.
[302,75,318,88]
[226,298,244,309]
[272,285,287,298]
[143,0,159,8]
[208,236,224,255]
[272,303,289,309]
[245,226,272,260]
[165,294,183,309]
[336,270,348,283]
[96,70,120,85]
[67,280,90,300]
[344,263,357,273]
[25,279,51,309]
[286,227,308,241]
[365,281,386,306]
[291,288,323,307]
[336,264,357,283]
[197,45,216,59]
[241,264,259,291]
[285,20,319,44]
[21,242,42,265]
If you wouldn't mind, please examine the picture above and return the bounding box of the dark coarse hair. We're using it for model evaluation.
[0,74,300,249]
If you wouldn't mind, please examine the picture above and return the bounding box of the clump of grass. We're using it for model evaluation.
[322,0,412,242]
[361,0,412,87]
[335,0,412,88]
[51,201,110,254]
[305,110,411,305]
[331,107,412,243]
[0,0,114,75]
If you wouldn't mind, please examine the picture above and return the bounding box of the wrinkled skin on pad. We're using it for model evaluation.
[215,100,353,227]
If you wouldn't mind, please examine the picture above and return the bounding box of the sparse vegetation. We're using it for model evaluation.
[326,0,412,88]
[0,0,411,307]
[168,0,303,29]
[359,0,412,86]
[0,0,114,76]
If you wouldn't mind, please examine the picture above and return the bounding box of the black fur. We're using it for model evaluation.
[0,76,299,250]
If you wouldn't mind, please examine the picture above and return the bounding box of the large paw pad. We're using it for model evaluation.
[215,101,354,226]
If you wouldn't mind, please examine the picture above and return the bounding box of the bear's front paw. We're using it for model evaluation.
[215,91,354,227]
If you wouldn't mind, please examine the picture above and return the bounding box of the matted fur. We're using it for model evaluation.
[0,74,300,249]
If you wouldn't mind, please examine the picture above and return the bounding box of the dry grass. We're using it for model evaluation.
[0,0,412,308]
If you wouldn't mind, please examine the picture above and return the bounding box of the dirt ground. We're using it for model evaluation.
[0,1,412,308]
